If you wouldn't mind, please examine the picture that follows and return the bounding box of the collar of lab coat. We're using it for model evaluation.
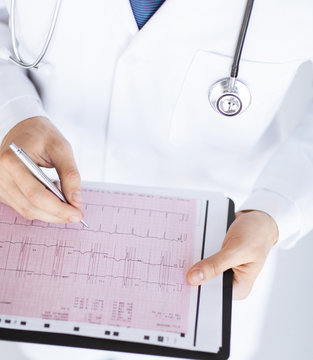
[114,0,313,64]
[4,0,313,66]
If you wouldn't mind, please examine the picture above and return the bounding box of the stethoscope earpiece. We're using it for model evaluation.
[209,77,251,117]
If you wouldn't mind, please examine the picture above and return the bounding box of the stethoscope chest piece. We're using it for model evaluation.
[209,77,251,116]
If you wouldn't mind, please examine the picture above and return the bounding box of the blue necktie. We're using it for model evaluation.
[129,0,166,29]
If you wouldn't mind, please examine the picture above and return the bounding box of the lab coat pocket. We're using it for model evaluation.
[169,50,301,152]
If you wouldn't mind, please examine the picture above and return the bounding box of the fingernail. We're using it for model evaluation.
[69,216,81,223]
[72,191,82,205]
[189,269,204,285]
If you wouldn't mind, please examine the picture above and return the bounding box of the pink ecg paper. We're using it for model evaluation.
[0,188,197,334]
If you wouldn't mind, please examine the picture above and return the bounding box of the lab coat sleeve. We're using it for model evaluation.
[0,6,47,145]
[239,81,313,248]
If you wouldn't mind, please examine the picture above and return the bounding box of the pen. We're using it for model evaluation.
[9,142,89,228]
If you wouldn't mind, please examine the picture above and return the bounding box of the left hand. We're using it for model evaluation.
[186,210,279,300]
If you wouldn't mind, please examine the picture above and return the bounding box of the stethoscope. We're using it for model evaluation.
[8,0,62,69]
[5,0,254,117]
[209,0,255,116]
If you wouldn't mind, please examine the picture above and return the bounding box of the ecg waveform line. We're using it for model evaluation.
[0,189,197,333]
[0,219,188,243]
[83,202,189,220]
[0,239,74,250]
[0,237,187,291]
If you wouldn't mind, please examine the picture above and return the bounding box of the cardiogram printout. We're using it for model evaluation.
[0,184,228,354]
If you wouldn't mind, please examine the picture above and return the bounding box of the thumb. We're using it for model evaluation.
[48,141,82,208]
[186,248,238,286]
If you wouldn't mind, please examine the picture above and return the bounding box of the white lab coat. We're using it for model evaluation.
[0,0,313,359]
[1,0,313,247]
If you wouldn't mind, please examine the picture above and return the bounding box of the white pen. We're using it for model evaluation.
[9,142,89,228]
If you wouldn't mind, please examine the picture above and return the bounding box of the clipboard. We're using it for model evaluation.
[0,183,234,359]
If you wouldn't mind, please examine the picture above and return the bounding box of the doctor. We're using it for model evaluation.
[0,0,313,359]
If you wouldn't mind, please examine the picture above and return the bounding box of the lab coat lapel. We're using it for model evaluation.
[106,0,244,182]
[119,0,247,60]
[118,0,306,64]
[113,0,139,36]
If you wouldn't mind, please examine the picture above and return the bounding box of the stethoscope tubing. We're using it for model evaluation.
[7,0,255,117]
[231,0,255,79]
[9,0,62,69]
[208,0,255,116]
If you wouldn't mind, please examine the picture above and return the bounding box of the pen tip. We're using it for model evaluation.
[81,219,89,228]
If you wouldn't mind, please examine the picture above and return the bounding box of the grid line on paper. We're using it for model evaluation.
[0,189,197,334]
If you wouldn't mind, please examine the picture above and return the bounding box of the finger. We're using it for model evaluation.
[4,160,83,223]
[0,178,69,224]
[233,274,255,300]
[186,248,241,286]
[232,261,265,300]
[47,141,82,208]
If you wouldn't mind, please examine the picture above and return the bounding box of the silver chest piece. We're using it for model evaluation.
[209,77,251,116]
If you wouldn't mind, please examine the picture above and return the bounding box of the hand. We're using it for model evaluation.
[186,210,279,300]
[0,116,84,224]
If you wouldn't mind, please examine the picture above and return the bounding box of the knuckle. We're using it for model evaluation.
[210,262,221,278]
[62,138,72,150]
[64,167,80,181]
[52,137,71,153]
[25,188,40,206]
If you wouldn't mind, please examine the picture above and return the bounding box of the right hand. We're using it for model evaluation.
[0,116,84,224]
